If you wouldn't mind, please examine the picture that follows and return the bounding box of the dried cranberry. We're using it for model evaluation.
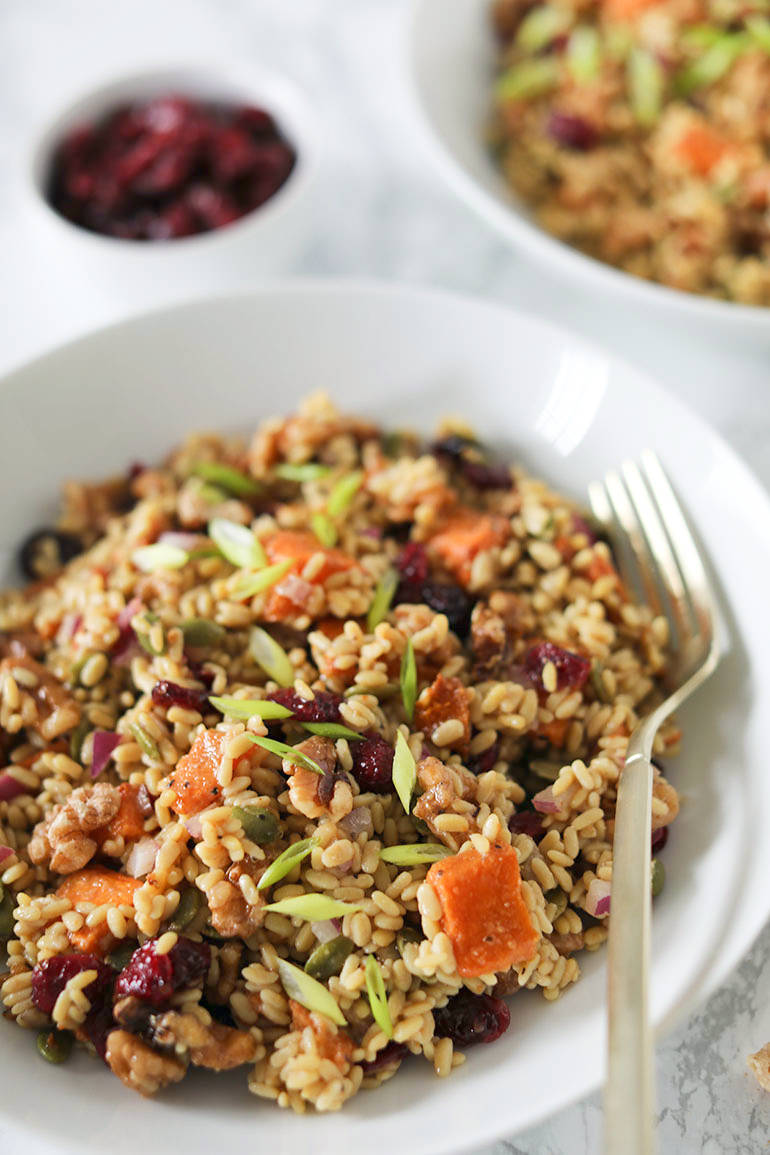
[651,825,669,855]
[421,581,473,638]
[523,641,591,693]
[114,936,210,1007]
[360,1041,409,1074]
[151,679,209,712]
[32,953,113,1016]
[433,990,511,1047]
[509,810,545,840]
[397,542,429,587]
[186,660,215,688]
[431,436,512,491]
[571,514,598,544]
[467,741,499,775]
[546,112,598,151]
[350,732,395,793]
[460,461,513,490]
[267,688,343,724]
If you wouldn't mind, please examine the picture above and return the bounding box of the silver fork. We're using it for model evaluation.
[588,450,721,1155]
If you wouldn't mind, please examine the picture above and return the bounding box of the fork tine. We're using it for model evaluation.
[639,451,716,644]
[602,470,665,618]
[620,459,692,646]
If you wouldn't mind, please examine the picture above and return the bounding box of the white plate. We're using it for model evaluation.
[406,0,770,336]
[1,283,769,1155]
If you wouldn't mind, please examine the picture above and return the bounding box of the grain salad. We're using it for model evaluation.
[489,0,770,304]
[0,394,680,1111]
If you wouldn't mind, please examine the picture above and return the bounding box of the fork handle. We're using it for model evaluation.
[604,737,656,1155]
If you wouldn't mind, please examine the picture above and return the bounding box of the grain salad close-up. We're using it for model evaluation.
[0,392,680,1112]
[489,0,770,304]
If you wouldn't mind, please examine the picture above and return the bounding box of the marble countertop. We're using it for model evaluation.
[1,1,769,1151]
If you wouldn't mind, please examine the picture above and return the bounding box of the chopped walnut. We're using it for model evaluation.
[152,1010,257,1070]
[0,655,81,741]
[470,591,535,678]
[207,861,266,939]
[249,393,378,476]
[748,1043,770,1091]
[113,995,152,1033]
[290,1000,354,1071]
[413,755,476,841]
[651,771,679,831]
[105,1029,187,1096]
[28,781,121,873]
[414,674,471,752]
[284,736,353,820]
[548,931,584,956]
[493,968,524,997]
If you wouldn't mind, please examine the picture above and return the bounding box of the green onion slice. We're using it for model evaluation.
[627,48,665,126]
[230,560,292,599]
[274,463,332,482]
[311,512,338,548]
[132,543,188,572]
[364,955,393,1039]
[198,482,229,504]
[379,843,452,866]
[567,26,602,83]
[495,58,560,103]
[129,722,160,762]
[208,518,266,569]
[249,626,294,687]
[277,957,346,1026]
[264,894,362,920]
[746,15,770,52]
[327,470,364,518]
[344,682,399,699]
[675,34,746,95]
[180,618,225,647]
[680,23,723,51]
[244,734,324,775]
[302,722,364,741]
[209,696,293,720]
[192,462,261,497]
[400,639,417,721]
[392,731,417,816]
[516,4,570,52]
[367,568,398,632]
[257,837,316,891]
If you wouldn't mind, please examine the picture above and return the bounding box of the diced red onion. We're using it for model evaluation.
[329,858,355,878]
[125,836,159,878]
[0,773,28,803]
[274,573,315,608]
[0,845,15,864]
[360,526,383,540]
[532,786,560,814]
[585,878,611,918]
[310,919,340,943]
[91,731,122,778]
[117,596,143,631]
[183,814,204,839]
[158,531,205,551]
[337,807,374,838]
[57,613,82,644]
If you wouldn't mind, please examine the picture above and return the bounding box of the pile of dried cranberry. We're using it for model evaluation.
[47,95,296,241]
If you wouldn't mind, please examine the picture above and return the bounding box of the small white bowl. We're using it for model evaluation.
[406,0,770,341]
[26,64,322,297]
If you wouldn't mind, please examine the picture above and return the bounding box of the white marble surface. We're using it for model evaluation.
[1,2,769,1151]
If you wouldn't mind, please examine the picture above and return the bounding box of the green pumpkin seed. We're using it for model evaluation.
[107,943,136,971]
[231,805,280,845]
[304,935,355,982]
[170,887,204,931]
[181,618,226,648]
[0,887,15,939]
[37,1028,73,1064]
[546,888,568,919]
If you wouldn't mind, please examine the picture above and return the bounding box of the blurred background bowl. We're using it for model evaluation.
[26,62,322,299]
[406,0,770,340]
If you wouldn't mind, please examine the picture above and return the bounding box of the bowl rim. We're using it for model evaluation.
[403,0,770,328]
[25,60,322,255]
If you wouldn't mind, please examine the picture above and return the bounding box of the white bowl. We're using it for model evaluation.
[25,64,322,298]
[2,282,770,1155]
[406,0,770,338]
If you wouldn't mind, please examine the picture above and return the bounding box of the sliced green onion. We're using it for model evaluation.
[627,48,665,126]
[311,512,338,548]
[367,568,398,632]
[277,957,346,1026]
[746,15,770,52]
[680,23,723,51]
[495,58,560,103]
[567,26,602,83]
[130,722,160,762]
[209,695,293,720]
[392,731,417,816]
[198,482,229,504]
[516,4,570,52]
[264,894,362,920]
[249,626,294,687]
[180,618,226,648]
[208,518,266,569]
[327,470,364,518]
[605,23,633,61]
[257,837,316,890]
[379,843,451,866]
[192,462,261,497]
[274,463,332,482]
[302,722,363,741]
[364,955,393,1039]
[344,682,399,699]
[675,34,747,95]
[132,543,188,572]
[244,734,323,775]
[230,560,292,600]
[400,639,417,721]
